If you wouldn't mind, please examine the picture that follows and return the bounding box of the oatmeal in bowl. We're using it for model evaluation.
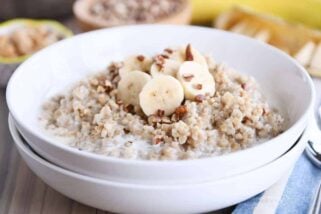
[40,44,284,160]
[7,25,313,183]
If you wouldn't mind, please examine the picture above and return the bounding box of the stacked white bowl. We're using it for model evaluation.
[6,25,315,213]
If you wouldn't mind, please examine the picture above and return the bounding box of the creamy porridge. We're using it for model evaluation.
[40,44,284,160]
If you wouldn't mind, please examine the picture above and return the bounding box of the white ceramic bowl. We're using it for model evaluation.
[6,25,315,184]
[9,115,310,213]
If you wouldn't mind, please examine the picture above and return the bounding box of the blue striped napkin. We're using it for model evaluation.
[233,152,321,214]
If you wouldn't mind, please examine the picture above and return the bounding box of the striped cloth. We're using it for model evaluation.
[233,154,321,214]
[233,79,321,214]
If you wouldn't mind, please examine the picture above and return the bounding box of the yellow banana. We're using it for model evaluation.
[214,7,321,77]
[191,0,321,29]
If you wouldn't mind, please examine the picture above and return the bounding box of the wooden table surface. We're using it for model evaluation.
[1,17,320,213]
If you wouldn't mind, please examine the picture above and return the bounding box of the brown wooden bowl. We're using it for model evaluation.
[73,0,192,31]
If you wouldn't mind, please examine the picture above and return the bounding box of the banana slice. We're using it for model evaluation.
[185,44,208,68]
[309,42,321,70]
[150,59,181,77]
[230,21,259,36]
[117,70,151,107]
[294,41,316,66]
[119,55,152,77]
[139,75,184,116]
[177,61,215,100]
[253,29,271,43]
[229,21,248,34]
[162,47,185,62]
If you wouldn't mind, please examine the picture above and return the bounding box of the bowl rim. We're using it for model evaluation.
[6,24,316,165]
[8,114,307,188]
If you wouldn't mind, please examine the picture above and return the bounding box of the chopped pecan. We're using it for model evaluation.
[156,109,165,117]
[137,55,145,62]
[104,80,113,92]
[161,54,169,59]
[194,94,205,103]
[242,116,252,124]
[185,44,194,61]
[153,136,163,145]
[154,55,165,70]
[262,107,270,116]
[164,48,173,54]
[174,105,188,120]
[124,104,135,113]
[241,83,246,90]
[108,62,122,74]
[193,83,202,90]
[182,74,194,81]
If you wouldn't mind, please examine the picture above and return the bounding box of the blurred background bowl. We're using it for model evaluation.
[73,0,192,31]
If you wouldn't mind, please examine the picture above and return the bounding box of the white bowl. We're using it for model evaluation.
[9,114,310,213]
[6,25,315,184]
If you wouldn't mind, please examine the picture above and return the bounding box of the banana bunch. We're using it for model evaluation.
[214,7,321,77]
[191,0,321,29]
[117,45,215,116]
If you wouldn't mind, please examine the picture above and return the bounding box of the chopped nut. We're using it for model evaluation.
[105,80,113,92]
[137,55,145,61]
[164,48,173,54]
[156,109,165,117]
[108,62,122,74]
[241,83,247,90]
[262,107,270,116]
[161,54,169,59]
[153,136,163,145]
[185,44,194,61]
[124,104,135,113]
[182,74,194,81]
[194,94,205,102]
[174,105,188,120]
[154,55,165,70]
[193,83,202,90]
[242,116,252,124]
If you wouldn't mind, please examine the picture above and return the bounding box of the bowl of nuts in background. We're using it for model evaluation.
[73,0,192,31]
[0,19,72,87]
